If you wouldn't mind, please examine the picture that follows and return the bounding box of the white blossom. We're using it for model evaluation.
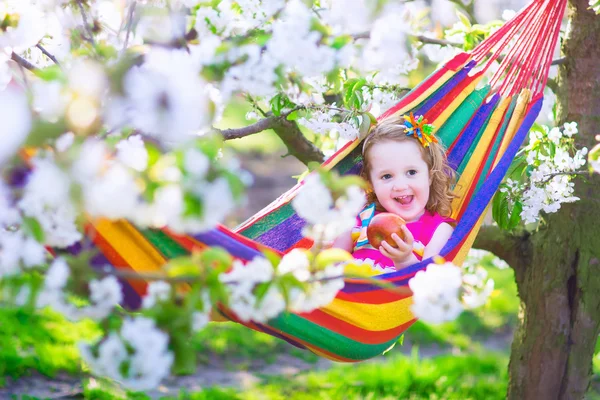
[55,132,75,152]
[266,1,337,77]
[288,262,345,313]
[79,317,173,391]
[19,157,82,248]
[141,281,171,309]
[116,135,149,172]
[119,48,212,145]
[563,121,578,137]
[0,87,32,166]
[0,3,46,52]
[293,175,365,244]
[221,45,279,99]
[409,262,464,324]
[38,260,123,321]
[221,257,284,322]
[183,148,210,178]
[0,231,46,277]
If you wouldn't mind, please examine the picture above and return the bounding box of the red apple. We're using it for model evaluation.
[367,213,406,249]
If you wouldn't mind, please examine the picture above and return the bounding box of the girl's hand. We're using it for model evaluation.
[379,225,415,264]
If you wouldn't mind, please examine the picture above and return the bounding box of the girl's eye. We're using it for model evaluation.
[381,173,392,180]
[407,169,418,176]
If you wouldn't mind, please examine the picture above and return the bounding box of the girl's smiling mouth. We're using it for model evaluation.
[394,195,414,205]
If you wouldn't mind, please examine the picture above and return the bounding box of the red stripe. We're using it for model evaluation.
[217,306,355,362]
[427,70,484,123]
[336,286,412,304]
[301,308,417,345]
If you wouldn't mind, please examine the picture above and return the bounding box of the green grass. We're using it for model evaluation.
[191,322,319,364]
[76,351,509,400]
[0,307,100,386]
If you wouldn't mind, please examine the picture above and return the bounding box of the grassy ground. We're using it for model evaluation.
[2,252,599,399]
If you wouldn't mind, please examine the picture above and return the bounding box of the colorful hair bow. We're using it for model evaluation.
[403,113,437,148]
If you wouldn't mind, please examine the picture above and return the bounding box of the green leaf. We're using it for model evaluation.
[359,113,372,138]
[262,250,282,269]
[183,193,203,217]
[457,11,472,28]
[166,257,199,277]
[492,190,508,229]
[331,35,352,50]
[25,119,68,147]
[253,282,272,306]
[508,201,523,230]
[22,217,45,243]
[286,110,300,121]
[33,65,65,82]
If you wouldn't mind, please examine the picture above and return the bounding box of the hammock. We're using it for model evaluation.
[86,0,566,362]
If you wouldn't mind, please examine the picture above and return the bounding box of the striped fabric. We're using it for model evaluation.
[86,0,567,362]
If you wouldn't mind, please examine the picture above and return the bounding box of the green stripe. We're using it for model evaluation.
[240,148,362,240]
[456,96,499,176]
[436,86,491,148]
[140,229,190,259]
[474,95,519,194]
[238,203,296,239]
[267,312,400,360]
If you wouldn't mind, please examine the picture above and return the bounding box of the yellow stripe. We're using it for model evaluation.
[451,96,511,216]
[493,89,531,168]
[92,219,166,273]
[451,204,491,266]
[321,296,414,331]
[431,74,484,131]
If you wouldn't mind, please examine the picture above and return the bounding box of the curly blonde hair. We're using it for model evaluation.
[360,116,458,217]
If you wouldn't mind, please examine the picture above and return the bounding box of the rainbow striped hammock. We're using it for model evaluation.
[88,0,566,362]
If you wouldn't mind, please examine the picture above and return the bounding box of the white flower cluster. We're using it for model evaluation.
[408,259,495,324]
[37,258,123,321]
[292,175,366,244]
[19,156,82,247]
[0,230,46,278]
[109,48,212,146]
[79,317,173,391]
[358,5,419,83]
[298,109,360,141]
[409,262,464,324]
[461,265,495,310]
[514,122,588,224]
[220,249,345,323]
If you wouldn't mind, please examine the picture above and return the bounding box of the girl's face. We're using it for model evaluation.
[367,140,431,222]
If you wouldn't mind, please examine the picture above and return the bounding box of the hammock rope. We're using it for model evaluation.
[81,0,567,361]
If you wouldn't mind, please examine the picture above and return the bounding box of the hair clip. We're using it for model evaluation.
[403,112,437,147]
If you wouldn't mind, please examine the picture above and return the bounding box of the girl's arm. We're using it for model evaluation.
[422,222,454,259]
[331,229,354,252]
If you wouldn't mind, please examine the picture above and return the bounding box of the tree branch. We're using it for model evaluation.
[122,0,136,52]
[218,115,281,140]
[36,44,60,66]
[415,35,462,48]
[77,0,96,47]
[11,53,37,71]
[271,117,325,165]
[472,224,531,273]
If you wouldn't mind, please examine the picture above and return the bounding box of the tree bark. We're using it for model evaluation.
[507,2,600,399]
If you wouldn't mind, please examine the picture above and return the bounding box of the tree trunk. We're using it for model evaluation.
[507,1,600,399]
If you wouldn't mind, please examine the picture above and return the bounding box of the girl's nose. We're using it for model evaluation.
[392,180,408,191]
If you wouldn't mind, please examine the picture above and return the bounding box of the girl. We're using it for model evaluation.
[333,115,457,270]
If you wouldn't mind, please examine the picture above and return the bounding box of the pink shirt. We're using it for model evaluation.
[351,203,454,269]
